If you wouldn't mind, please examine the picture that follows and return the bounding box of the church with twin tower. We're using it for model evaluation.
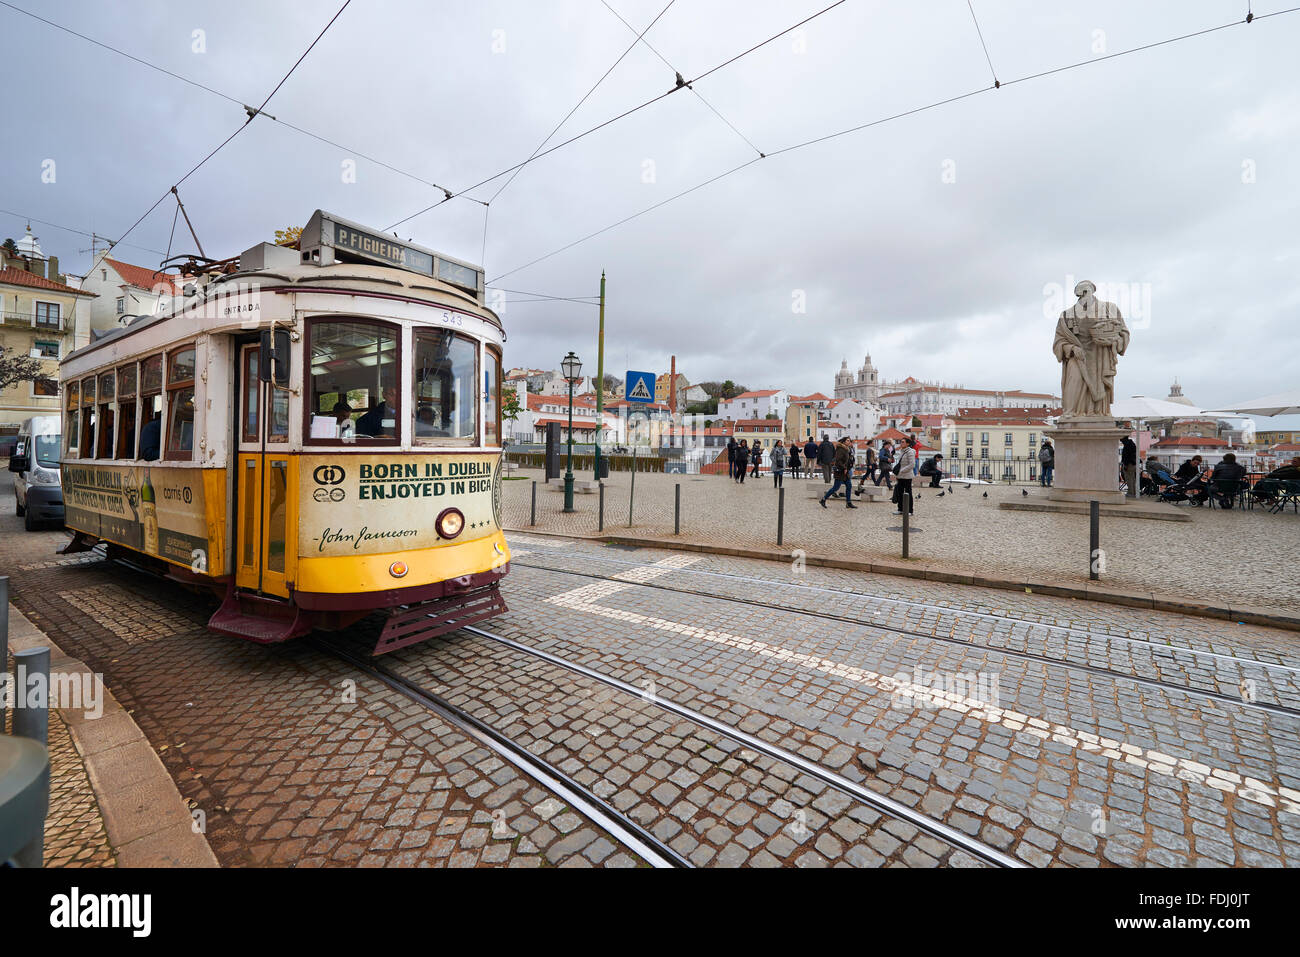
[834,355,882,403]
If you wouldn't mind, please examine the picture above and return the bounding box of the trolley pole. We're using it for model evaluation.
[902,508,910,559]
[594,270,605,483]
[674,483,681,535]
[1089,499,1100,581]
[776,487,785,547]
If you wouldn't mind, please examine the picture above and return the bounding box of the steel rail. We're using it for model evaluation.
[509,558,1300,721]
[314,638,691,869]
[463,625,1022,868]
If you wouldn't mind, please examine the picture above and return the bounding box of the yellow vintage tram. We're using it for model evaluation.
[57,210,510,654]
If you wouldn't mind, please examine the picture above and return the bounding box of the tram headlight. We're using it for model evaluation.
[436,507,465,540]
[389,561,408,579]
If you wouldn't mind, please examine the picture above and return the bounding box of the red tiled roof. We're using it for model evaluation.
[733,419,784,430]
[0,266,97,296]
[1151,435,1230,448]
[104,258,183,295]
[791,393,831,402]
[727,389,782,400]
[1269,442,1300,452]
[954,418,1051,427]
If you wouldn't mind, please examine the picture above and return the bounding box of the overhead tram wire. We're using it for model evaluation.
[112,0,353,250]
[384,0,852,232]
[0,0,465,212]
[490,6,1299,283]
[965,0,999,87]
[601,0,764,158]
[485,0,680,207]
[0,209,167,259]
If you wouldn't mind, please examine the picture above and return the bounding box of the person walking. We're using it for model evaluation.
[770,440,787,489]
[803,437,818,480]
[856,443,877,494]
[893,435,918,515]
[819,436,857,509]
[1038,439,1054,487]
[817,434,835,483]
[875,440,895,490]
[788,440,801,479]
[726,437,737,479]
[735,439,749,483]
[1121,435,1138,499]
[750,441,763,479]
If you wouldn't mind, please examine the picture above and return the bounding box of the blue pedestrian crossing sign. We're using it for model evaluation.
[625,371,655,403]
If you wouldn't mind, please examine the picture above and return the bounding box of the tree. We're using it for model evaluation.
[911,415,922,428]
[274,226,303,247]
[0,346,56,393]
[600,373,618,394]
[503,386,522,422]
[765,412,779,420]
[685,399,716,415]
[2,237,18,256]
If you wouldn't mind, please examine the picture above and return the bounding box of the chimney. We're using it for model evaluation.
[48,255,60,283]
[669,355,677,415]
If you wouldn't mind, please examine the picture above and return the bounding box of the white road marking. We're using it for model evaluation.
[544,558,1300,816]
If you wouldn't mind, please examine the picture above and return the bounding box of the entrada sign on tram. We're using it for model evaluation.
[625,371,655,403]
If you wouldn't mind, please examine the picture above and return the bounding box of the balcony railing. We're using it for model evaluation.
[2,311,65,332]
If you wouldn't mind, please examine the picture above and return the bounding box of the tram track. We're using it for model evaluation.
[509,539,1300,677]
[453,624,1021,868]
[312,638,691,869]
[508,554,1300,721]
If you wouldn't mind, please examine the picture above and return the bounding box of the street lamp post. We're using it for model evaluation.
[562,351,582,513]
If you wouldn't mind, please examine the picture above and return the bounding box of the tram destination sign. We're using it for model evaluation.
[301,209,484,302]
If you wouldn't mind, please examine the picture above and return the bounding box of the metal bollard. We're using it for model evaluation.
[629,456,637,529]
[13,646,50,746]
[776,486,785,547]
[1,575,8,733]
[674,483,681,535]
[530,480,537,527]
[902,508,910,559]
[1089,499,1100,581]
[599,482,605,532]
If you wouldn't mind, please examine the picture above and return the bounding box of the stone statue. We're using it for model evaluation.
[1053,280,1129,417]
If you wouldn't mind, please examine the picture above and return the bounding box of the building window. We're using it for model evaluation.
[965,432,973,444]
[65,381,79,456]
[35,302,60,328]
[1029,433,1036,446]
[981,448,989,459]
[1004,449,1012,460]
[1004,432,1013,445]
[965,448,972,458]
[950,447,958,460]
[116,297,125,315]
[980,432,989,445]
[34,340,59,359]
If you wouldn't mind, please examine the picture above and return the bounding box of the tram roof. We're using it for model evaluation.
[62,259,503,368]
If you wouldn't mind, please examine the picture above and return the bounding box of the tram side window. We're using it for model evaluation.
[96,370,116,459]
[166,346,196,459]
[485,345,502,448]
[308,320,398,443]
[139,354,163,461]
[65,381,79,457]
[412,331,477,446]
[117,363,137,459]
[79,377,96,457]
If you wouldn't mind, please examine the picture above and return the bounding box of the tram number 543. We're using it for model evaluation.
[439,311,464,327]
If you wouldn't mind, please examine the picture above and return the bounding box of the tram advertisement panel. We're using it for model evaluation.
[63,465,218,571]
[299,453,502,558]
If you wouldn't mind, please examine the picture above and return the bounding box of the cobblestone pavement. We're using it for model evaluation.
[5,470,1297,866]
[491,532,1300,867]
[2,684,116,868]
[501,468,1300,614]
[0,505,642,867]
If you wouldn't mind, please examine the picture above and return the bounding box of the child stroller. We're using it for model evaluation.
[1149,466,1194,503]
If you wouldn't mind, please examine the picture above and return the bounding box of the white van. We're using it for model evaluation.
[8,414,63,531]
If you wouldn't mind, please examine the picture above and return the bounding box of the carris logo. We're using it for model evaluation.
[313,465,345,486]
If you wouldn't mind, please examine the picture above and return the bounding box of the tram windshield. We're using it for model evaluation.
[413,330,477,446]
[309,320,399,442]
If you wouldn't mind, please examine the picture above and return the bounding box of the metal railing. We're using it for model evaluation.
[1,311,65,333]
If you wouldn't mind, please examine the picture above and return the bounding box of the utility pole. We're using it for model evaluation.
[594,270,606,482]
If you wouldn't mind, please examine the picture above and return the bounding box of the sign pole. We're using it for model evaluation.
[594,270,605,482]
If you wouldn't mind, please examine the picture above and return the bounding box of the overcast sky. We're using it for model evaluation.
[3,0,1298,416]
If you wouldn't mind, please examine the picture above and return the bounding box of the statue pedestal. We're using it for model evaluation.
[1044,416,1127,505]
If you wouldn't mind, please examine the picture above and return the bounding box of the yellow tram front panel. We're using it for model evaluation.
[293,451,508,595]
[62,463,227,576]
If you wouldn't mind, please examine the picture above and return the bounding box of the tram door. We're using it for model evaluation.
[235,342,292,598]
